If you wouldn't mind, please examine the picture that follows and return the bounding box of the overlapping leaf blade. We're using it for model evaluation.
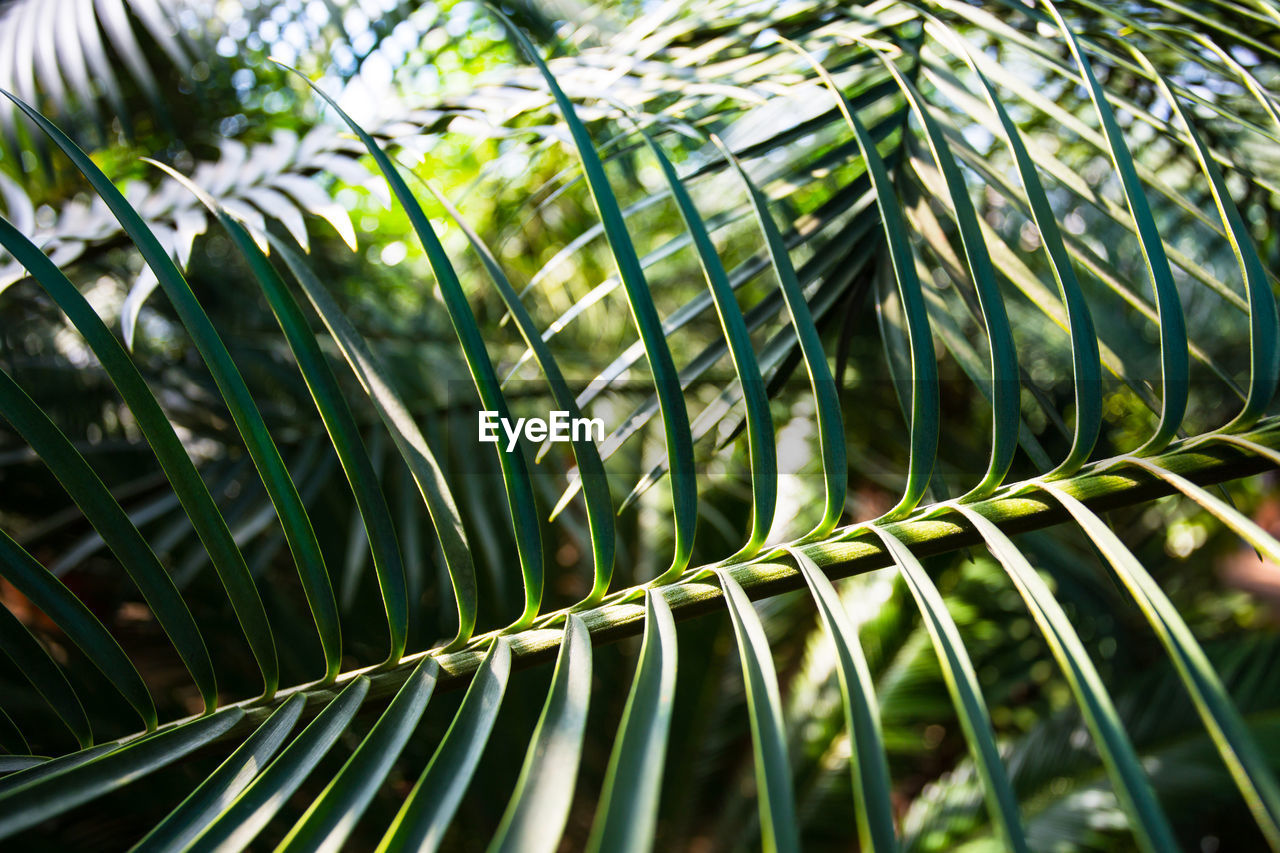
[488,615,592,853]
[272,240,478,650]
[787,40,939,519]
[492,10,698,584]
[187,678,371,853]
[5,93,291,695]
[131,694,305,853]
[587,590,678,853]
[717,569,800,851]
[152,165,408,666]
[955,504,1178,853]
[1041,0,1188,453]
[378,639,512,853]
[278,658,439,853]
[0,709,245,841]
[424,184,616,605]
[1043,481,1280,847]
[281,65,545,631]
[0,604,89,749]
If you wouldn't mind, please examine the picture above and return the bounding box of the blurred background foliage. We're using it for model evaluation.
[0,0,1279,849]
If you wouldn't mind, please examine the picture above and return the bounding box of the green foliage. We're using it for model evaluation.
[0,0,1279,850]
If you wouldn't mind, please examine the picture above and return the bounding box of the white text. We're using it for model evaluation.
[478,410,604,451]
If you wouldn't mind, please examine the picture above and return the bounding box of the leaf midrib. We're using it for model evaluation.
[79,425,1280,755]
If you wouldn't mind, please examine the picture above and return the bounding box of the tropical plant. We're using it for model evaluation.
[0,0,1279,850]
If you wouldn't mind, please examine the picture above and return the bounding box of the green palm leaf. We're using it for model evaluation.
[2,2,1280,851]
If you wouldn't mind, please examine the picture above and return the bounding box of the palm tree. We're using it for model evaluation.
[0,0,1279,849]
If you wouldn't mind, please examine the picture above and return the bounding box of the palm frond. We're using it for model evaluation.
[1,0,1280,850]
